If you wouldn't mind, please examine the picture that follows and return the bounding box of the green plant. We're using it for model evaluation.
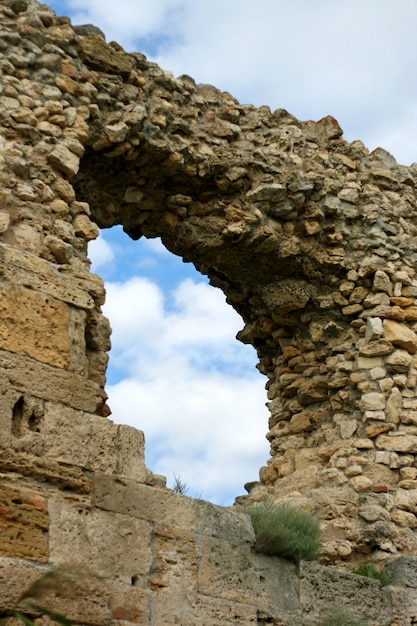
[321,607,369,626]
[245,501,321,563]
[172,473,190,495]
[351,561,390,586]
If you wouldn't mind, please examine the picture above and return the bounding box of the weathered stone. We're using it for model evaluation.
[0,483,48,562]
[0,284,70,368]
[359,392,386,412]
[373,270,393,295]
[386,349,412,373]
[383,320,417,354]
[359,339,392,357]
[365,317,383,342]
[48,144,80,177]
[299,561,390,624]
[49,500,153,583]
[376,435,417,453]
[385,387,402,424]
[4,1,417,607]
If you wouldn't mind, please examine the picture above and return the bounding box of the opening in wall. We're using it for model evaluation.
[89,226,269,505]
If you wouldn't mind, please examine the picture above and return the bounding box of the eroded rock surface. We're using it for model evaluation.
[2,3,417,617]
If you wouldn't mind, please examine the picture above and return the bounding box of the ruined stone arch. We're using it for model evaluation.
[3,1,417,586]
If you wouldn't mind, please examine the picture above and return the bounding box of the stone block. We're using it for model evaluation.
[299,561,391,625]
[93,474,196,529]
[93,474,253,543]
[383,319,417,354]
[48,500,153,584]
[376,434,417,453]
[0,483,48,563]
[0,557,150,625]
[197,536,261,604]
[0,445,90,493]
[0,283,70,368]
[116,424,149,482]
[0,351,104,413]
[150,590,259,626]
[0,242,101,309]
[42,403,120,473]
[0,557,45,610]
[385,556,417,588]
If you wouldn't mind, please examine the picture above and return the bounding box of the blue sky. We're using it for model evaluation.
[47,0,417,504]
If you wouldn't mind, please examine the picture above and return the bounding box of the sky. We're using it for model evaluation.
[47,0,417,504]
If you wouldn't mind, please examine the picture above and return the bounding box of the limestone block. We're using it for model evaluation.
[73,213,99,241]
[260,280,310,313]
[48,500,153,584]
[357,355,384,369]
[358,504,390,522]
[48,144,80,177]
[359,339,392,357]
[350,476,373,492]
[42,403,119,473]
[0,557,45,610]
[389,587,417,625]
[0,483,48,563]
[394,489,417,514]
[391,510,417,529]
[376,434,417,453]
[404,306,417,321]
[316,468,348,487]
[197,536,262,604]
[385,387,403,425]
[359,392,386,412]
[385,556,417,588]
[339,419,358,439]
[78,34,134,76]
[299,561,391,625]
[0,445,90,493]
[0,556,149,625]
[0,283,70,368]
[93,474,252,542]
[0,351,104,413]
[386,349,412,373]
[373,270,393,295]
[12,223,42,253]
[297,378,328,405]
[115,424,149,482]
[365,317,383,342]
[383,319,417,354]
[0,243,100,309]
[150,590,259,626]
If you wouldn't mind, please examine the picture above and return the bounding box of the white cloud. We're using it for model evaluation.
[102,273,269,504]
[63,0,185,50]
[88,235,114,270]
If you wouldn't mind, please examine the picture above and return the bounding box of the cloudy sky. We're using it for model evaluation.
[48,0,417,504]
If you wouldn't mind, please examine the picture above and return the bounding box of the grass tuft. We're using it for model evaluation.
[245,501,321,563]
[321,607,369,626]
[351,561,390,586]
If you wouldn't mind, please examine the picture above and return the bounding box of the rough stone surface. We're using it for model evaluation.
[2,1,417,623]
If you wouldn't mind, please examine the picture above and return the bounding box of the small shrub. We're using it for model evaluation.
[351,561,390,586]
[172,474,189,495]
[245,501,321,563]
[321,607,369,626]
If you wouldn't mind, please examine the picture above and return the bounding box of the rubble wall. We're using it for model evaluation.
[2,0,417,623]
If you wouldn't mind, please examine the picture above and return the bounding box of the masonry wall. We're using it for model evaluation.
[2,0,417,623]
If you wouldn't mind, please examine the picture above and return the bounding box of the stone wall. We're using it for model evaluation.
[2,0,417,622]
